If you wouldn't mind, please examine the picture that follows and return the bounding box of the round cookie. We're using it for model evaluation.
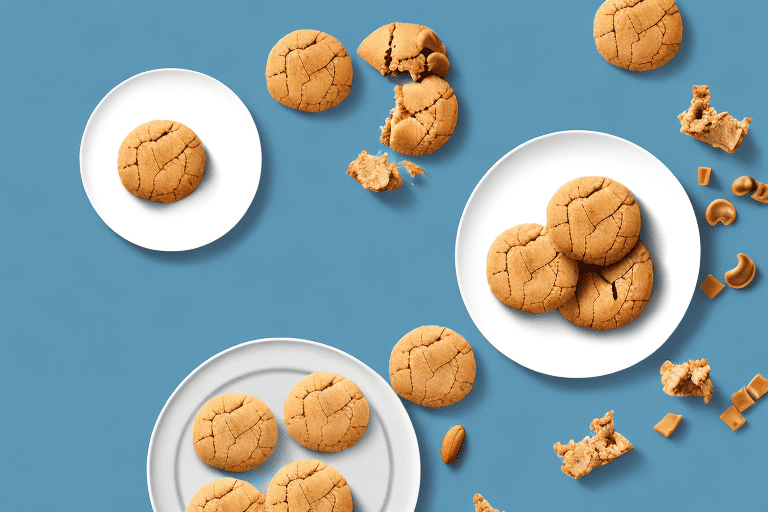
[192,393,278,472]
[265,30,353,112]
[117,120,206,203]
[283,372,369,452]
[546,176,642,266]
[389,326,475,407]
[593,0,683,71]
[381,75,458,156]
[559,240,654,330]
[265,460,353,512]
[187,478,265,512]
[487,223,580,313]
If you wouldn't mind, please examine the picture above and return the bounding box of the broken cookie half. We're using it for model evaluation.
[660,358,713,403]
[678,85,752,153]
[357,22,449,81]
[346,150,425,192]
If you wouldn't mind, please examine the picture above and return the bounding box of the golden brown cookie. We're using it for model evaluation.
[346,150,403,191]
[486,223,580,313]
[593,0,683,71]
[357,22,449,81]
[192,393,278,472]
[284,372,369,452]
[265,460,353,512]
[559,240,654,330]
[380,75,458,156]
[265,30,353,112]
[546,176,642,266]
[389,326,475,407]
[117,120,206,203]
[187,478,266,512]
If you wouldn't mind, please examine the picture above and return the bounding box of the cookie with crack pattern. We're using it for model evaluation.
[389,326,475,407]
[357,22,449,81]
[117,120,206,203]
[283,372,369,452]
[265,30,353,112]
[187,478,265,512]
[487,223,580,313]
[265,460,352,512]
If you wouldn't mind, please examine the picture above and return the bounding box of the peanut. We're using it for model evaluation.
[441,424,465,464]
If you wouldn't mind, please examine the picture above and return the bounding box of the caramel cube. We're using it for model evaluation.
[698,167,711,186]
[747,373,768,400]
[731,388,755,412]
[654,413,683,437]
[699,274,725,299]
[720,406,746,431]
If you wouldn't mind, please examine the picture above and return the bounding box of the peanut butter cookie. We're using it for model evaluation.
[192,393,278,472]
[187,478,265,512]
[265,30,353,112]
[380,75,458,156]
[284,372,369,453]
[389,326,475,407]
[265,460,352,512]
[346,150,403,191]
[593,0,683,71]
[117,120,206,203]
[487,223,579,313]
[678,85,752,153]
[546,176,642,266]
[357,22,449,81]
[559,240,654,330]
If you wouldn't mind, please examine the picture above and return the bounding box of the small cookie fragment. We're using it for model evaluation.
[283,372,369,452]
[265,30,353,112]
[389,326,475,407]
[440,424,465,464]
[187,478,266,512]
[747,373,768,400]
[698,167,711,186]
[473,494,505,512]
[553,411,633,479]
[678,85,752,153]
[357,22,449,81]
[699,274,725,299]
[401,160,426,177]
[731,388,755,412]
[653,413,682,438]
[720,406,746,431]
[724,253,756,289]
[265,460,352,512]
[660,359,713,404]
[347,150,403,191]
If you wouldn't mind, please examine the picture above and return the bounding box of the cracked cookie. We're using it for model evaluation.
[678,85,752,153]
[559,240,654,330]
[546,176,642,266]
[284,372,369,453]
[265,30,353,112]
[486,223,579,313]
[553,410,633,479]
[265,460,352,512]
[380,75,458,156]
[187,478,266,512]
[660,358,713,403]
[117,120,206,203]
[389,325,475,407]
[593,0,683,71]
[192,393,278,472]
[473,494,505,512]
[357,22,449,81]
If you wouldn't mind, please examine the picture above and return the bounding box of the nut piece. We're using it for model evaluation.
[699,274,725,299]
[473,494,505,512]
[747,373,768,400]
[705,199,736,226]
[723,253,756,289]
[752,182,768,203]
[720,406,746,431]
[698,167,711,186]
[678,85,752,153]
[660,359,713,403]
[732,176,757,196]
[653,413,682,438]
[441,424,465,464]
[731,388,755,412]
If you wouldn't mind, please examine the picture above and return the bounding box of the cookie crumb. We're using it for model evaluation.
[401,160,426,177]
[347,150,403,191]
[473,494,504,512]
[699,274,725,299]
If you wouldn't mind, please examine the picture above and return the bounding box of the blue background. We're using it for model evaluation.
[1,0,766,510]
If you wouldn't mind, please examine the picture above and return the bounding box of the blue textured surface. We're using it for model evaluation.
[1,0,766,510]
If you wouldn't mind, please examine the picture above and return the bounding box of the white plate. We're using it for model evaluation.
[80,68,261,251]
[147,338,420,512]
[456,131,700,378]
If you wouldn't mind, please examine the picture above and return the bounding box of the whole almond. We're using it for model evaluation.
[441,424,465,464]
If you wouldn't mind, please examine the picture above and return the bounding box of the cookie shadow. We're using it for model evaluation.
[576,448,646,489]
[372,178,417,209]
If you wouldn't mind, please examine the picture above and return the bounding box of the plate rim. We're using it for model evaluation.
[455,129,701,378]
[79,67,261,252]
[146,337,421,512]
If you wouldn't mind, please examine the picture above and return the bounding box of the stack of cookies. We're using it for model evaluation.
[486,176,654,330]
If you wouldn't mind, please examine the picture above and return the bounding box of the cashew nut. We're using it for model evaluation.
[732,175,768,203]
[705,199,737,226]
[724,253,756,289]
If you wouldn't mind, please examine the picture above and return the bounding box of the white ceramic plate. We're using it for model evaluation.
[147,338,420,512]
[456,131,700,378]
[80,68,261,251]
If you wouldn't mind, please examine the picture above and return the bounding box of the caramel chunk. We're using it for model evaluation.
[699,274,725,299]
[731,388,755,412]
[553,411,633,479]
[653,413,682,437]
[747,373,768,400]
[660,359,713,403]
[724,253,756,289]
[678,85,752,153]
[705,199,736,226]
[400,161,426,177]
[698,167,711,186]
[720,406,746,431]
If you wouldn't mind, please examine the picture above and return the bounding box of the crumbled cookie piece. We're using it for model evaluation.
[720,406,746,431]
[347,150,403,191]
[187,478,266,512]
[653,412,682,437]
[747,373,768,400]
[357,22,449,81]
[731,388,755,413]
[699,274,725,299]
[553,411,633,479]
[660,359,713,404]
[698,166,711,186]
[400,160,426,177]
[473,494,505,512]
[678,85,752,153]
